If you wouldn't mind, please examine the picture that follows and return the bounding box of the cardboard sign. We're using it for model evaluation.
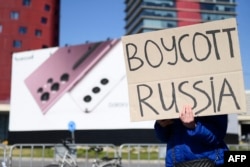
[121,18,246,121]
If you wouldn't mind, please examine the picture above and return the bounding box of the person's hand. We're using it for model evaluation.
[180,105,196,129]
[156,119,174,127]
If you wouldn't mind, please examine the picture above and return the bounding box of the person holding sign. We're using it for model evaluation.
[154,105,228,167]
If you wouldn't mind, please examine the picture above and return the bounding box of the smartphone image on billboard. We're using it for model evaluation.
[24,39,119,114]
[69,40,126,113]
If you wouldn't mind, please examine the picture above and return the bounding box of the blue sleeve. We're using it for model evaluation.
[186,115,228,145]
[154,121,172,143]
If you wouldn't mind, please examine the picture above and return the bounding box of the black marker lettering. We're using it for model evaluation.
[210,77,217,112]
[193,80,212,115]
[125,43,143,71]
[193,32,211,61]
[158,83,179,112]
[206,29,221,60]
[137,84,159,117]
[217,78,240,111]
[160,36,178,65]
[145,40,163,68]
[178,34,192,62]
[222,27,236,58]
[178,81,196,107]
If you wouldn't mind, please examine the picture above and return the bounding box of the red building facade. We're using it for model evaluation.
[0,0,60,103]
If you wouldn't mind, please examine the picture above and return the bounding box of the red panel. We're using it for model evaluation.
[0,0,60,101]
[176,0,201,27]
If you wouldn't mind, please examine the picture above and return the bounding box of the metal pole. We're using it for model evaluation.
[71,131,75,144]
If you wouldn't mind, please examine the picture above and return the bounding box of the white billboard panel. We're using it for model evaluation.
[9,39,238,137]
[10,40,154,131]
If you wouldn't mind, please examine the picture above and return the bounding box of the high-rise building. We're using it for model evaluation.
[124,0,236,35]
[0,0,60,141]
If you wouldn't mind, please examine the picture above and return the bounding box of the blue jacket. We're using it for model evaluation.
[154,115,229,167]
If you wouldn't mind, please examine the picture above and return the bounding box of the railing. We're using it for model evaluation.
[1,143,250,167]
[119,143,166,167]
[227,144,250,151]
[0,144,6,158]
[8,143,117,167]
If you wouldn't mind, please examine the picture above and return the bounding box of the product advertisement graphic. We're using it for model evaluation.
[24,39,118,114]
[69,41,126,113]
[10,39,154,131]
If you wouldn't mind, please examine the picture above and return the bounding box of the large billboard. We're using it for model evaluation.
[10,20,242,140]
[10,40,154,131]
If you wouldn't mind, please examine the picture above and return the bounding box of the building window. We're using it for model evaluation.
[201,0,214,2]
[217,0,231,2]
[142,9,176,18]
[10,11,19,20]
[201,13,232,21]
[35,29,42,37]
[13,40,22,48]
[144,19,177,29]
[143,0,175,7]
[42,45,48,48]
[19,26,27,34]
[200,4,235,12]
[0,24,2,33]
[23,0,31,6]
[41,17,47,24]
[44,4,50,11]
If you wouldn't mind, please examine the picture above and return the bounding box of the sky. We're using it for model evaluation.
[60,0,250,89]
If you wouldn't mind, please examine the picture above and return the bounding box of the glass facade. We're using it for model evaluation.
[142,9,177,18]
[201,13,233,21]
[125,0,236,35]
[142,0,175,7]
[200,3,235,12]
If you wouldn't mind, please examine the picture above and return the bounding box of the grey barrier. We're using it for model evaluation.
[8,143,118,167]
[6,143,166,167]
[227,144,250,151]
[2,143,250,167]
[0,144,7,167]
[119,143,166,167]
